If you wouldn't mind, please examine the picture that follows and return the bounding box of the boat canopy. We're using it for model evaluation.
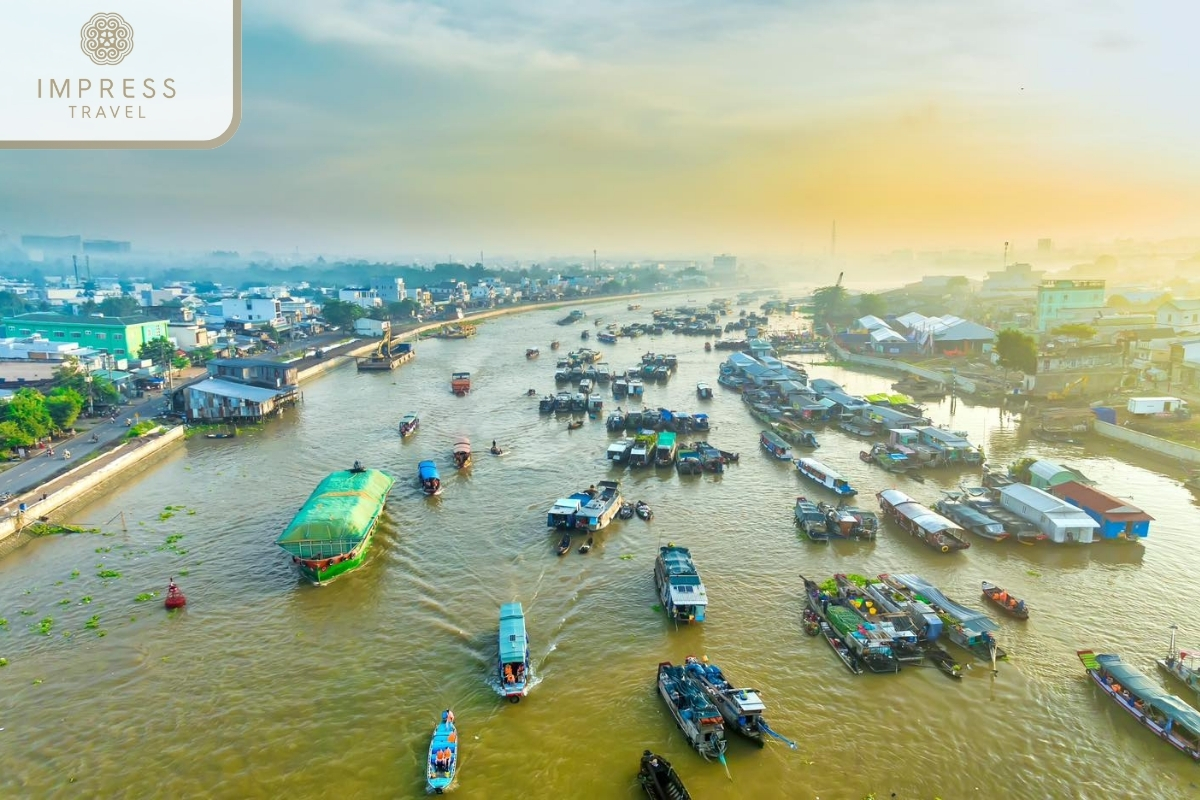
[401,413,418,424]
[453,437,471,453]
[891,574,997,632]
[276,469,395,557]
[657,432,677,449]
[796,457,843,481]
[1096,654,1200,734]
[418,460,439,480]
[499,602,528,664]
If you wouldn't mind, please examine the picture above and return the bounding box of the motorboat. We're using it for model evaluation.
[452,437,472,469]
[419,460,442,496]
[656,662,726,758]
[425,710,458,794]
[654,545,707,624]
[498,603,532,702]
[399,413,419,437]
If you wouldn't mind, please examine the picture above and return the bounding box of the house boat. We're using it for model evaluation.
[876,489,969,552]
[654,545,708,624]
[795,457,857,496]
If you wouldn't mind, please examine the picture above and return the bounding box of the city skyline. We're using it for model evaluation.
[2,0,1198,258]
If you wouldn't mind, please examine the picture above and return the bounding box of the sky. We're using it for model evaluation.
[2,0,1198,260]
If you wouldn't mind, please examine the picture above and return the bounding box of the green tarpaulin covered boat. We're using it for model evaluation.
[276,466,395,584]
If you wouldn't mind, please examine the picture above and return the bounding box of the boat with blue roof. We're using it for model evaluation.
[425,709,459,794]
[682,656,795,749]
[418,460,442,496]
[498,602,532,703]
[654,544,708,624]
[657,661,727,759]
[1079,649,1200,760]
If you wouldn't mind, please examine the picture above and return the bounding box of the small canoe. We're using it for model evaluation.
[567,420,583,431]
[579,535,594,554]
[556,533,571,556]
[926,645,964,680]
[638,750,692,800]
[982,581,1029,619]
[635,501,653,521]
[425,711,458,794]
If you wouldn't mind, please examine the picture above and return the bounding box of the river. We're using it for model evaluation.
[2,293,1199,799]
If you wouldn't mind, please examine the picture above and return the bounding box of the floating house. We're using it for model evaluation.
[1050,481,1152,541]
[1023,459,1092,490]
[863,404,926,431]
[997,483,1100,544]
[912,426,982,464]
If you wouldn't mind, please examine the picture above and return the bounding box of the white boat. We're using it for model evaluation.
[795,457,857,496]
[607,438,634,464]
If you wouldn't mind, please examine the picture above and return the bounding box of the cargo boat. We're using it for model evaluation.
[275,465,395,584]
[655,545,708,624]
[876,489,969,552]
[656,662,727,759]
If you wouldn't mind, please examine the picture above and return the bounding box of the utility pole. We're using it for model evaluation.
[1003,241,1009,268]
[72,255,80,286]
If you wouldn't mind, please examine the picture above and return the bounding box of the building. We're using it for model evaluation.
[139,288,183,307]
[83,239,132,254]
[371,277,407,303]
[428,281,469,305]
[168,318,217,352]
[1049,481,1152,541]
[354,318,390,338]
[20,234,82,256]
[1038,342,1123,372]
[1023,459,1090,491]
[980,262,1045,298]
[712,254,737,283]
[1156,299,1200,334]
[338,287,383,310]
[997,483,1101,544]
[220,297,285,327]
[1036,279,1106,332]
[180,358,299,421]
[931,320,995,355]
[1,313,168,360]
[912,426,982,464]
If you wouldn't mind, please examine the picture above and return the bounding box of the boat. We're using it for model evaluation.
[606,409,626,431]
[598,331,618,344]
[861,443,909,472]
[275,466,396,585]
[498,603,532,702]
[204,429,236,439]
[636,500,653,520]
[1078,650,1200,761]
[837,416,877,438]
[787,428,819,449]
[675,446,703,475]
[425,710,459,794]
[696,383,713,400]
[795,457,857,496]
[682,656,794,748]
[925,645,964,680]
[656,662,727,759]
[1158,627,1200,698]
[629,378,645,397]
[629,431,657,467]
[547,492,591,529]
[629,303,642,311]
[579,377,593,394]
[612,378,629,397]
[419,460,443,496]
[618,502,635,520]
[704,341,712,352]
[556,533,572,555]
[803,577,899,673]
[654,431,678,467]
[566,419,583,431]
[691,413,710,432]
[164,578,186,609]
[759,430,792,460]
[526,347,540,359]
[793,496,828,542]
[637,751,692,800]
[933,498,1010,542]
[606,438,634,464]
[550,340,560,350]
[450,371,471,396]
[452,437,472,469]
[876,489,970,552]
[399,413,419,437]
[581,330,590,340]
[654,544,708,623]
[981,581,1029,619]
[579,535,594,553]
[575,480,623,531]
[817,501,876,540]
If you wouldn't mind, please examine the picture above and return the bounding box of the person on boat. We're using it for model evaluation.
[443,709,454,723]
[586,485,598,497]
[1016,600,1026,613]
[516,664,525,682]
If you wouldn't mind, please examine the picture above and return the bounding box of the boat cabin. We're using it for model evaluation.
[498,602,531,698]
[607,438,634,463]
[1050,481,1152,540]
[795,457,856,496]
[547,495,587,528]
[451,372,471,395]
[997,483,1101,544]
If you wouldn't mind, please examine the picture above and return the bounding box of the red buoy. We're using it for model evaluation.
[164,579,187,609]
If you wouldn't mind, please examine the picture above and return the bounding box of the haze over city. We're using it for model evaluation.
[3,0,1199,267]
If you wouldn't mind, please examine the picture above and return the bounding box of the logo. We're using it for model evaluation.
[80,12,134,66]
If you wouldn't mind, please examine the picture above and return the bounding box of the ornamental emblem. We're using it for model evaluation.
[80,12,134,66]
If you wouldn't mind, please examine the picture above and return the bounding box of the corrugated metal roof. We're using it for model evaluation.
[1028,460,1068,481]
[187,377,287,403]
[999,484,1098,527]
[1051,481,1153,521]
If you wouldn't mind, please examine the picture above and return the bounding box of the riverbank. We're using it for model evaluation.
[0,425,184,553]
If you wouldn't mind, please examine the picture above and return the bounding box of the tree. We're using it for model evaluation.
[0,420,35,450]
[171,354,191,373]
[1050,323,1097,340]
[857,293,887,319]
[53,359,119,406]
[139,336,176,367]
[0,290,29,317]
[45,387,85,431]
[386,299,421,321]
[190,345,216,366]
[1,388,53,441]
[811,283,851,329]
[995,328,1038,376]
[946,276,971,292]
[321,298,364,329]
[98,296,142,317]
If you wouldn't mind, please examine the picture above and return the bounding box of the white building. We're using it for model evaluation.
[470,282,496,305]
[1157,299,1200,334]
[354,318,390,338]
[168,319,217,352]
[371,277,407,303]
[139,288,183,307]
[998,483,1100,544]
[220,297,284,325]
[338,287,383,309]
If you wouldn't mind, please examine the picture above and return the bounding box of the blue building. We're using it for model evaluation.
[1050,481,1152,540]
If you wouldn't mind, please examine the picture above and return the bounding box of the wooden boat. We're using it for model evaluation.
[1158,627,1200,699]
[618,502,635,520]
[802,608,821,636]
[498,603,532,702]
[837,416,877,438]
[759,429,792,460]
[566,419,583,431]
[452,437,472,469]
[418,460,442,496]
[1079,650,1200,761]
[981,581,1029,619]
[696,382,713,399]
[398,413,419,437]
[655,545,707,623]
[579,535,594,554]
[793,497,828,542]
[164,579,186,609]
[275,467,396,584]
[802,575,892,673]
[654,432,678,467]
[925,645,964,680]
[555,533,572,555]
[934,498,1010,542]
[425,710,459,794]
[656,662,727,759]
[204,430,236,439]
[682,656,794,748]
[550,340,560,350]
[795,457,857,496]
[819,619,863,674]
[635,500,653,520]
[876,489,970,552]
[581,330,590,340]
[704,341,712,352]
[606,409,626,431]
[637,750,692,800]
[526,348,540,359]
[451,371,471,396]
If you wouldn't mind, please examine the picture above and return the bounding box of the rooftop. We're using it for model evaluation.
[1051,481,1153,521]
[187,378,290,403]
[2,312,160,327]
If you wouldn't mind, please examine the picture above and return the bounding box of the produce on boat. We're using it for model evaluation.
[981,581,1029,619]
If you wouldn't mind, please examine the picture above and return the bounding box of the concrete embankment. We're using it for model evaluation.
[827,341,979,394]
[0,426,185,551]
[1092,420,1200,466]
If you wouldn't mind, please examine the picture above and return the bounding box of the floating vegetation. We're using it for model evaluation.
[165,534,184,545]
[36,617,54,635]
[62,630,72,638]
[95,546,111,553]
[97,569,121,579]
[26,522,100,537]
[651,604,663,613]
[97,630,107,637]
[70,570,80,579]
[58,598,71,605]
[19,610,34,616]
[158,510,175,521]
[80,596,93,604]
[33,678,42,685]
[0,657,8,666]
[0,618,7,627]
[1027,570,1042,577]
[619,554,635,560]
[178,569,189,577]
[85,615,100,629]
[187,509,196,515]
[134,592,158,602]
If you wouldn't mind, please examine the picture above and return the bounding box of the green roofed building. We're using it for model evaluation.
[275,468,396,584]
[1,313,169,360]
